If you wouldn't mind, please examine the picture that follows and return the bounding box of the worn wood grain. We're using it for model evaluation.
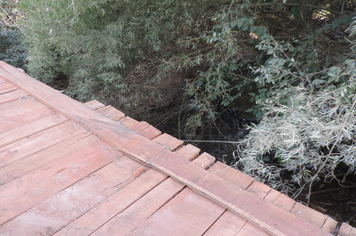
[96,105,125,121]
[290,202,327,228]
[0,139,120,225]
[174,144,200,161]
[0,97,54,134]
[203,210,247,236]
[209,161,254,190]
[0,121,85,169]
[153,133,184,151]
[0,82,16,94]
[0,156,142,236]
[0,133,94,185]
[129,187,225,236]
[0,113,68,148]
[0,89,27,104]
[55,170,169,236]
[92,178,184,236]
[84,100,105,110]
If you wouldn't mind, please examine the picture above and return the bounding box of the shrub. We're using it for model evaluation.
[234,28,356,198]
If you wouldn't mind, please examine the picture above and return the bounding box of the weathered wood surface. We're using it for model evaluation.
[0,62,332,235]
[0,138,121,225]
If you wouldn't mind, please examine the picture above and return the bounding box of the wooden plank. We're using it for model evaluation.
[0,97,54,134]
[0,156,143,235]
[272,193,296,212]
[246,181,271,199]
[0,133,94,185]
[96,105,125,121]
[129,187,225,236]
[0,82,17,94]
[0,139,121,225]
[84,100,105,110]
[339,223,353,236]
[321,217,338,233]
[0,89,27,105]
[193,152,215,170]
[0,121,86,169]
[54,169,168,236]
[137,125,162,140]
[174,144,200,161]
[0,62,331,236]
[153,133,184,151]
[264,189,282,203]
[118,116,139,128]
[203,210,247,236]
[92,178,184,236]
[290,202,327,228]
[209,161,254,189]
[236,222,271,236]
[0,113,68,148]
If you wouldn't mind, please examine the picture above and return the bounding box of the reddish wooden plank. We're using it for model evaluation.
[0,97,53,134]
[0,113,68,148]
[272,193,296,212]
[290,202,327,228]
[339,223,353,236]
[203,210,247,236]
[92,178,184,236]
[130,121,150,131]
[236,222,271,236]
[0,82,16,94]
[84,100,105,110]
[55,170,169,236]
[130,187,225,236]
[321,217,338,233]
[0,121,86,169]
[0,156,143,235]
[174,144,200,161]
[127,121,162,139]
[0,89,27,104]
[209,161,254,189]
[118,116,139,128]
[193,152,215,170]
[0,62,331,236]
[153,133,184,151]
[0,133,94,185]
[246,181,271,199]
[264,189,281,203]
[0,139,121,225]
[137,125,162,140]
[97,105,125,121]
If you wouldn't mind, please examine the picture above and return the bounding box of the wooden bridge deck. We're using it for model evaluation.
[0,61,354,235]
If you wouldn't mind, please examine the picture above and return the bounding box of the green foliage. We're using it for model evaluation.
[21,0,219,107]
[0,0,27,68]
[0,27,27,68]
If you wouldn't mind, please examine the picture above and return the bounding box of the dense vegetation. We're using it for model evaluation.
[3,0,356,221]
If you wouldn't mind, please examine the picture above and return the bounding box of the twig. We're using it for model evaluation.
[183,139,240,144]
[309,184,356,195]
[0,5,14,24]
